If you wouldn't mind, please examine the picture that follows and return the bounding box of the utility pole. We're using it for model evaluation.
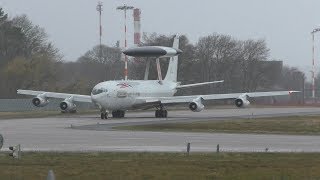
[96,2,103,49]
[117,4,134,81]
[97,1,106,80]
[311,28,320,102]
[96,2,103,64]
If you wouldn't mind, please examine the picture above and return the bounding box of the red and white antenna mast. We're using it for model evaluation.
[311,28,320,101]
[117,4,134,81]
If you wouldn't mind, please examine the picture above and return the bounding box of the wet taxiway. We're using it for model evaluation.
[1,107,320,152]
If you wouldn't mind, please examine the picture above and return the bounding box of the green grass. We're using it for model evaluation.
[117,116,320,135]
[0,152,320,179]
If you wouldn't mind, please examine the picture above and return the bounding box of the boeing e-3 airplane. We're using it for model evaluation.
[17,36,298,119]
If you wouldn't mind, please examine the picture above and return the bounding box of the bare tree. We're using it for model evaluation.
[278,66,305,103]
[238,39,270,91]
[77,45,123,81]
[0,9,25,65]
[1,56,59,98]
[196,34,240,93]
[12,15,61,61]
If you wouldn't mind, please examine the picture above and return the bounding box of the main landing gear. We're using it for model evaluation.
[112,110,125,118]
[155,109,168,118]
[100,110,125,119]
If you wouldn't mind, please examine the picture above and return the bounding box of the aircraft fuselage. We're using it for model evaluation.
[91,80,177,111]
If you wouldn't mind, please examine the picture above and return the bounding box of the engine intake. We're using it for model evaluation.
[60,97,76,113]
[189,97,205,112]
[235,95,250,108]
[32,95,48,107]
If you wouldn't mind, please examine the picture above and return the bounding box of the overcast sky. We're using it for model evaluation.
[1,0,320,73]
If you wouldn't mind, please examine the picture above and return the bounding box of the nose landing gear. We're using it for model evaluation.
[100,108,108,119]
[100,112,108,119]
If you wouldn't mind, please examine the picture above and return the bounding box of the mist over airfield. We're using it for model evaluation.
[1,0,320,72]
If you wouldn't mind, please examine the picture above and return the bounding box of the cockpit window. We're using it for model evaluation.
[92,88,107,95]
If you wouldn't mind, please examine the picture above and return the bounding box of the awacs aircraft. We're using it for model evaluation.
[17,36,298,119]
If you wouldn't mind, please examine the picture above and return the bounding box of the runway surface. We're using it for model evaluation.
[1,107,320,152]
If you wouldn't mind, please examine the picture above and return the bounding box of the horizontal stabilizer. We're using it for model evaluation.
[176,80,224,88]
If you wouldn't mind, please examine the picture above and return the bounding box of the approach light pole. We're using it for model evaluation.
[117,4,134,81]
[311,28,320,101]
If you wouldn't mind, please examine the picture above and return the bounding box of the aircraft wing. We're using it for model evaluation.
[176,80,224,89]
[17,90,92,103]
[136,91,298,105]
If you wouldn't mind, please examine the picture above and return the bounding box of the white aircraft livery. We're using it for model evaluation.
[17,36,298,119]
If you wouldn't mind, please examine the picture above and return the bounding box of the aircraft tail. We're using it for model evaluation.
[164,35,180,82]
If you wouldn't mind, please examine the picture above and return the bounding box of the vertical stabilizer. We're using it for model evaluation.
[164,35,180,82]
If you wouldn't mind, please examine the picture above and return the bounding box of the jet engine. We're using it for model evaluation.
[32,95,49,107]
[235,95,250,108]
[60,97,76,113]
[189,97,205,112]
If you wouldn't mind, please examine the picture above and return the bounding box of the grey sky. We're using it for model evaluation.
[1,0,320,72]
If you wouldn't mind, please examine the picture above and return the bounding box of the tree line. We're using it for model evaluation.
[0,8,305,103]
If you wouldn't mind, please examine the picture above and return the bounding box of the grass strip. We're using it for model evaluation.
[0,152,319,179]
[117,115,320,135]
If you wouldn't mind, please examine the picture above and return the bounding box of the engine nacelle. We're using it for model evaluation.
[32,95,49,107]
[189,97,205,112]
[235,95,250,108]
[60,97,76,113]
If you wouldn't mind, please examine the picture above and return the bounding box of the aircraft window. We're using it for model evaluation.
[92,88,107,95]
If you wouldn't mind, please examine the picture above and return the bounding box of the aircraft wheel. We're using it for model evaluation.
[120,111,125,118]
[155,110,160,118]
[100,113,107,119]
[155,110,167,118]
[160,110,167,118]
[101,112,108,119]
[112,111,117,118]
[112,110,125,118]
[163,110,168,118]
